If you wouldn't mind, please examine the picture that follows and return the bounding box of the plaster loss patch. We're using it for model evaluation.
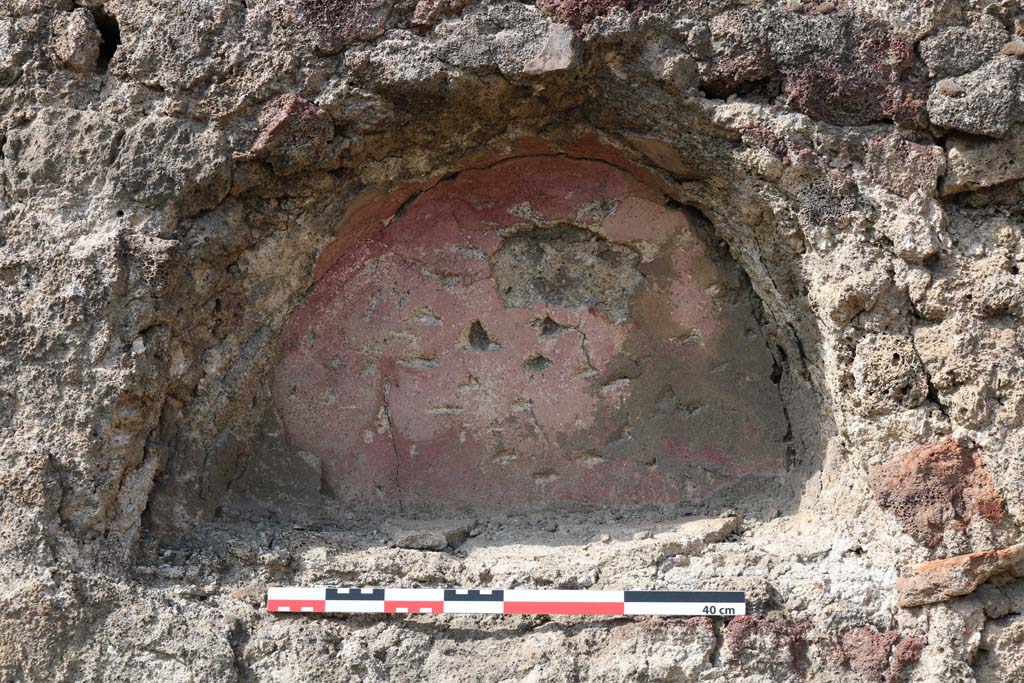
[490,223,644,323]
[271,156,788,512]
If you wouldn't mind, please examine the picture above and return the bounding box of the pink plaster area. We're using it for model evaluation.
[273,156,787,512]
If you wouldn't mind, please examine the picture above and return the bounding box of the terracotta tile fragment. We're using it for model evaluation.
[897,543,1024,608]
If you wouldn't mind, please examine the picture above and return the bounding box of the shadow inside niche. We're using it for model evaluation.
[208,153,801,544]
[90,7,121,74]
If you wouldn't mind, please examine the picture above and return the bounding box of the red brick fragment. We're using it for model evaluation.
[897,543,1024,608]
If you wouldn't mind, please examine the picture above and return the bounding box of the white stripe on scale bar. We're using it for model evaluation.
[385,588,445,601]
[444,602,504,614]
[268,586,327,601]
[624,602,746,616]
[325,601,386,613]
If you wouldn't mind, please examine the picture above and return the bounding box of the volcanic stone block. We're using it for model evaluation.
[870,438,1005,548]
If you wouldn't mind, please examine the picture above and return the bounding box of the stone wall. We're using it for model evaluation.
[1,0,1023,680]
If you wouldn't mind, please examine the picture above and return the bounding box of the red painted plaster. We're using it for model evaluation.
[274,154,786,511]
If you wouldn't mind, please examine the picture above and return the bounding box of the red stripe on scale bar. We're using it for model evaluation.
[504,601,625,615]
[268,599,326,613]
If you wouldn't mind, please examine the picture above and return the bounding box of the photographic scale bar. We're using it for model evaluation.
[267,588,746,617]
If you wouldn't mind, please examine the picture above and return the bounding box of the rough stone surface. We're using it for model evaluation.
[919,17,1008,78]
[385,519,471,550]
[240,93,336,175]
[523,22,577,74]
[2,0,1024,681]
[870,438,1006,549]
[926,57,1024,137]
[864,134,945,198]
[851,333,929,415]
[51,8,101,75]
[975,615,1024,683]
[839,625,923,683]
[944,124,1024,195]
